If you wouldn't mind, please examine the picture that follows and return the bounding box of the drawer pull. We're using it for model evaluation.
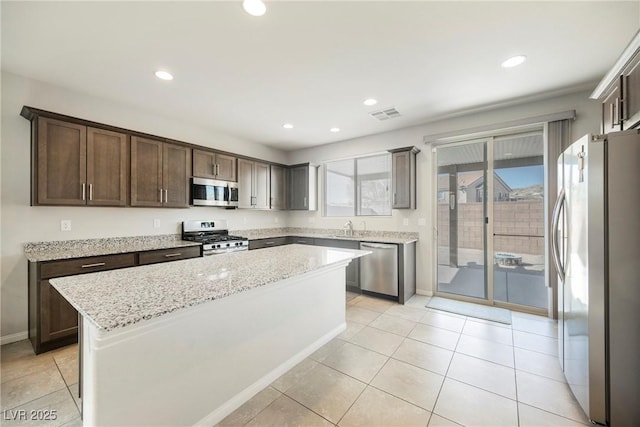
[81,262,106,268]
[164,253,182,258]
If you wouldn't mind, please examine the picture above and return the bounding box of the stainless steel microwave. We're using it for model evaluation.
[191,177,238,207]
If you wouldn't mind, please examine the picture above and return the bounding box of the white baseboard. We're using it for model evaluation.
[416,289,433,296]
[1,331,28,346]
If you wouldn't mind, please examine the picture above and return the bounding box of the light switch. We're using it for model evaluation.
[153,219,161,228]
[403,218,409,226]
[60,220,71,231]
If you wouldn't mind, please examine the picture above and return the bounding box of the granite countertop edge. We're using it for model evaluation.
[50,245,369,332]
[24,235,201,262]
[236,229,418,244]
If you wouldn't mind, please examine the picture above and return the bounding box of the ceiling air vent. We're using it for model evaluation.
[369,107,401,121]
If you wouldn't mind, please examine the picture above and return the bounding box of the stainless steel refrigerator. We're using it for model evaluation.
[552,129,640,426]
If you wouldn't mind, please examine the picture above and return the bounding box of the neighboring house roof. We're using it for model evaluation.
[437,171,512,192]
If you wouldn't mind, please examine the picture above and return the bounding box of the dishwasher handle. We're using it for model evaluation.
[360,242,397,249]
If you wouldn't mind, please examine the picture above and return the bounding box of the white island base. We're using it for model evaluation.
[80,263,348,426]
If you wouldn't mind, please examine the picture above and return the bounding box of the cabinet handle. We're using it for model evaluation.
[164,189,168,203]
[216,164,220,176]
[303,196,307,207]
[213,164,216,175]
[82,183,86,201]
[614,97,621,126]
[81,262,106,268]
[266,241,275,245]
[89,184,93,201]
[164,253,182,258]
[393,193,397,205]
[623,76,629,121]
[159,188,163,203]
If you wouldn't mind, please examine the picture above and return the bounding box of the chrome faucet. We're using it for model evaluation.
[343,220,354,237]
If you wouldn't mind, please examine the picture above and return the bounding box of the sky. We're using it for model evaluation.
[496,165,544,189]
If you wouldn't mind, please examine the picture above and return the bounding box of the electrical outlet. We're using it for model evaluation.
[153,219,161,228]
[243,217,247,224]
[308,217,316,224]
[60,220,72,231]
[418,218,426,226]
[274,217,279,223]
[403,218,409,226]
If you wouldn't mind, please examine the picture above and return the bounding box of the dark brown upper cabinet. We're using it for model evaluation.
[593,32,640,133]
[270,164,287,210]
[35,117,128,206]
[238,159,270,209]
[192,149,237,181]
[288,164,317,210]
[390,146,420,209]
[131,137,191,207]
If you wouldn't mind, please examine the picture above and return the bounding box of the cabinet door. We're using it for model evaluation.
[602,81,623,133]
[162,143,191,207]
[623,51,640,129]
[215,154,237,181]
[37,118,87,205]
[289,166,309,210]
[86,128,128,206]
[237,159,254,208]
[254,162,270,209]
[193,149,217,179]
[270,165,286,210]
[131,136,163,206]
[392,151,411,208]
[40,280,77,343]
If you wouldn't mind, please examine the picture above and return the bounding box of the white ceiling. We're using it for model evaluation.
[2,1,639,151]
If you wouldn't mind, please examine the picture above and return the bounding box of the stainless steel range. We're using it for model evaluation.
[182,220,249,255]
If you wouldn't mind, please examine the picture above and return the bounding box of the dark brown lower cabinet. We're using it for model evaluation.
[29,248,200,354]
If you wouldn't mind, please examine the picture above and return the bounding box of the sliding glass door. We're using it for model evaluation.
[436,140,488,300]
[435,131,547,312]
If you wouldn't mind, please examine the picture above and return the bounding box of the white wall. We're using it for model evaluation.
[286,90,602,297]
[0,71,288,339]
[0,70,603,341]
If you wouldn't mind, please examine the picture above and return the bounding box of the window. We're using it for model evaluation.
[324,153,391,216]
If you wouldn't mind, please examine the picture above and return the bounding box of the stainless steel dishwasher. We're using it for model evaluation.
[359,242,398,297]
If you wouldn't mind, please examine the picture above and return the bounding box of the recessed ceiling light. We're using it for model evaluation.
[243,0,266,16]
[501,55,527,68]
[363,98,378,106]
[155,70,174,81]
[283,123,293,129]
[330,127,340,133]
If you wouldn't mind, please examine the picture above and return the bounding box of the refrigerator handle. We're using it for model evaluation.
[551,188,566,283]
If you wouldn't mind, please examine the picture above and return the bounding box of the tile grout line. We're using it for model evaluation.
[512,324,521,427]
[427,315,468,425]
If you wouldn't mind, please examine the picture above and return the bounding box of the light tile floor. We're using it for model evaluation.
[0,293,589,427]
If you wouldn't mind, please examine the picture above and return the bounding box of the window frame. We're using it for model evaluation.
[323,153,392,217]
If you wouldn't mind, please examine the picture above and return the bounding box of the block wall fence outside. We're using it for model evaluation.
[437,200,544,255]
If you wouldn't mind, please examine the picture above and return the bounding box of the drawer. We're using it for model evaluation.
[289,236,315,245]
[138,246,201,265]
[40,253,136,279]
[249,237,288,250]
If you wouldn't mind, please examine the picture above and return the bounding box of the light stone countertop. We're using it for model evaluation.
[24,235,201,262]
[235,227,418,245]
[50,244,369,332]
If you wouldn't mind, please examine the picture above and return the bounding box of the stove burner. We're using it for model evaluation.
[182,220,249,255]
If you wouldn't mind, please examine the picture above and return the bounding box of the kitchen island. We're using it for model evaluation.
[50,244,368,426]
